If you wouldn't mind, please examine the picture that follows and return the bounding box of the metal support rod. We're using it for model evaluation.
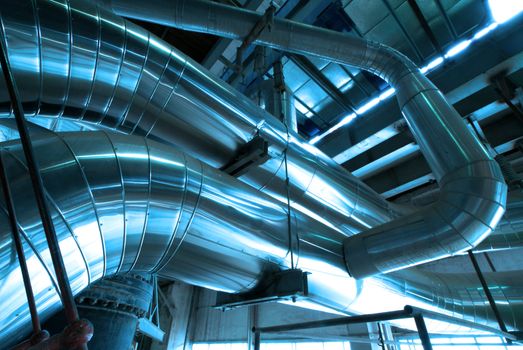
[467,250,511,344]
[254,308,411,333]
[413,315,433,350]
[235,4,275,73]
[274,57,295,270]
[253,330,261,350]
[0,30,81,325]
[408,306,514,340]
[0,152,41,334]
[407,0,443,54]
[377,322,386,350]
[253,304,516,341]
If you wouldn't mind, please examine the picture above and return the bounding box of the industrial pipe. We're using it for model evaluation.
[0,121,520,348]
[0,121,358,347]
[0,0,395,244]
[94,0,507,277]
[0,0,516,342]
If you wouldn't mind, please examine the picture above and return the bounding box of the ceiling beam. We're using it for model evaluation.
[290,55,357,114]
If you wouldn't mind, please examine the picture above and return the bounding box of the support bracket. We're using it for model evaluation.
[221,135,270,177]
[235,4,276,75]
[214,269,308,310]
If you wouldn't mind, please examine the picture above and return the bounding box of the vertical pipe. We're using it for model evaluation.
[377,323,386,350]
[467,250,511,343]
[0,152,41,334]
[253,330,261,350]
[0,29,81,325]
[413,315,432,350]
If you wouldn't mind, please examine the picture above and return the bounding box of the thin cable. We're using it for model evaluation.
[283,144,294,269]
[273,58,295,269]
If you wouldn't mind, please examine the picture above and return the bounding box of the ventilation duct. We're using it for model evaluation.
[90,0,507,276]
[0,122,519,347]
[0,0,514,335]
[0,0,397,247]
[0,121,358,346]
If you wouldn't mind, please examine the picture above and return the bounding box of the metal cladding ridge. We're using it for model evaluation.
[0,121,358,346]
[0,121,520,347]
[95,0,508,277]
[0,0,396,242]
[0,0,515,343]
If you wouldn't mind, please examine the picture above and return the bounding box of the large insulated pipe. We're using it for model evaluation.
[0,121,358,347]
[0,122,519,347]
[0,0,506,275]
[93,0,508,277]
[0,0,395,244]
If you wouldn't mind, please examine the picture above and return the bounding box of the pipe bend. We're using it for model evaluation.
[344,160,507,278]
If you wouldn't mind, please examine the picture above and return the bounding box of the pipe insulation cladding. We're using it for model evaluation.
[95,0,508,278]
[0,121,358,347]
[92,0,507,278]
[0,0,513,344]
[0,0,507,279]
[0,0,398,244]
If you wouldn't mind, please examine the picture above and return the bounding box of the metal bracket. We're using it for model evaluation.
[235,4,276,75]
[221,135,270,177]
[214,269,308,310]
[137,318,165,343]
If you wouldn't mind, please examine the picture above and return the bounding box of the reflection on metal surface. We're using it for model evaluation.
[0,122,357,346]
[0,0,395,245]
[94,0,507,278]
[0,0,516,343]
[0,125,519,345]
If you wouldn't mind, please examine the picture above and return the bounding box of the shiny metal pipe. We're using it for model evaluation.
[0,0,517,341]
[410,189,523,253]
[94,0,507,278]
[0,0,394,246]
[0,122,519,346]
[0,121,357,346]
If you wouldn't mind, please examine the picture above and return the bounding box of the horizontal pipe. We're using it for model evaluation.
[94,0,507,277]
[254,304,516,339]
[0,121,357,346]
[0,0,394,245]
[0,121,519,346]
[0,0,517,341]
[253,308,412,333]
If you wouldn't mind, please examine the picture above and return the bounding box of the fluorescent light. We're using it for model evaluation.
[489,0,523,24]
[308,20,508,145]
[473,22,498,40]
[420,56,444,73]
[356,97,380,115]
[444,40,472,58]
[310,113,356,145]
[309,135,322,145]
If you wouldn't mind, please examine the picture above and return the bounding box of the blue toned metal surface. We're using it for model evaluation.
[0,121,520,344]
[0,121,358,346]
[0,0,516,342]
[94,0,507,278]
[0,0,396,243]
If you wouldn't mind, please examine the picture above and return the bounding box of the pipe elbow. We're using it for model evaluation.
[344,160,507,279]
